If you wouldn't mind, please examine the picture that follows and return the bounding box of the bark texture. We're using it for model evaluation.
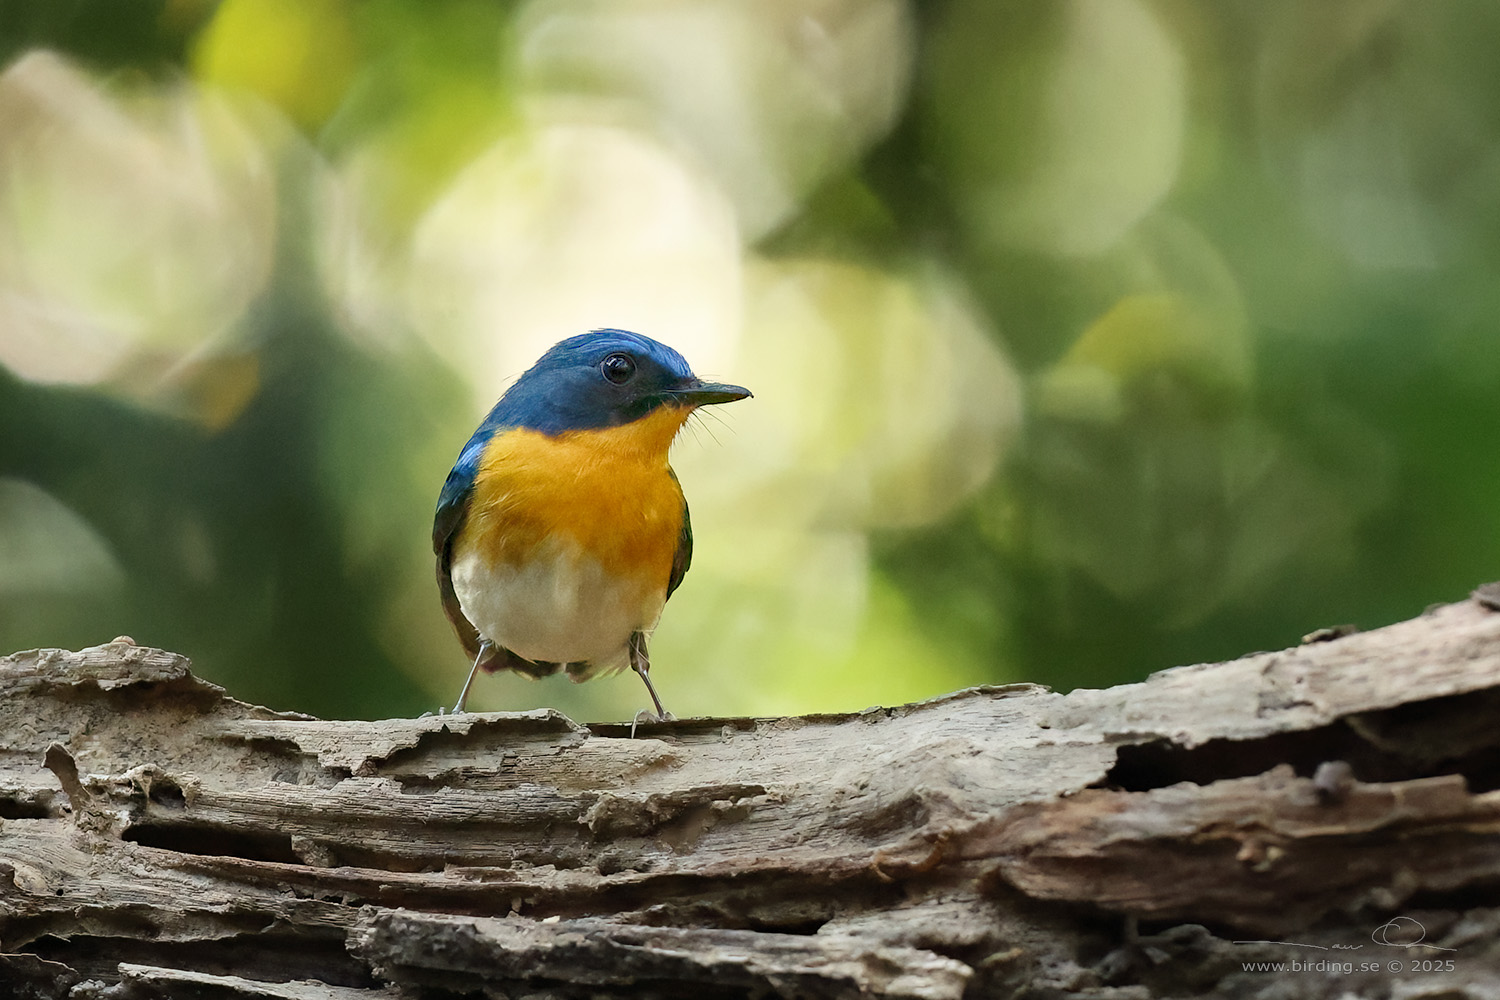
[4,586,1500,998]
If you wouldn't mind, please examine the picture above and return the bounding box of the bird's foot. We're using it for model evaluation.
[629,708,676,739]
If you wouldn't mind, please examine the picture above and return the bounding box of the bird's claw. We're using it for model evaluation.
[629,708,676,739]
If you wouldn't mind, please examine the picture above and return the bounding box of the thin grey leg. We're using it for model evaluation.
[628,630,672,722]
[451,640,492,715]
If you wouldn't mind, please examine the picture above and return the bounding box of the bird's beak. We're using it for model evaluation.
[666,379,752,407]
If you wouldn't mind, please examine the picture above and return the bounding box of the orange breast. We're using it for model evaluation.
[457,404,691,590]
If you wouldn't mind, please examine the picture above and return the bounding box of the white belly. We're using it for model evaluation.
[449,536,665,672]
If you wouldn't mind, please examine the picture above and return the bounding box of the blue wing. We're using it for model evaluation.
[434,432,496,667]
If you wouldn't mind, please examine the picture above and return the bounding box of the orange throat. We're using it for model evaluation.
[458,404,694,585]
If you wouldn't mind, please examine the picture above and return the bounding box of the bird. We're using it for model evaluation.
[433,329,751,718]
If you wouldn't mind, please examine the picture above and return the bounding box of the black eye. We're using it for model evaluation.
[601,353,636,384]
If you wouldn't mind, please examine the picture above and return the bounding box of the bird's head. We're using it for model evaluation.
[496,329,751,435]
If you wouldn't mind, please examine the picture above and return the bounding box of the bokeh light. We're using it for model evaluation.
[2,2,1498,721]
[0,51,276,424]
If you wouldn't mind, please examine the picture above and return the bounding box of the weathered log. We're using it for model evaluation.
[4,587,1500,998]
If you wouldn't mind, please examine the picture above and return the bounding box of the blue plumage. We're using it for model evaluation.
[483,329,698,435]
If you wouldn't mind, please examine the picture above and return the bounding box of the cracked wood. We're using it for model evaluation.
[3,589,1500,998]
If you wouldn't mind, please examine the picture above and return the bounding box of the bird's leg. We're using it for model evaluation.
[628,630,674,723]
[451,639,492,715]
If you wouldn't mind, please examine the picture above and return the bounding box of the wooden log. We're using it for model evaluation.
[3,587,1500,998]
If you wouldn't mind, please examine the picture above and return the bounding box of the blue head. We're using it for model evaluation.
[481,329,749,436]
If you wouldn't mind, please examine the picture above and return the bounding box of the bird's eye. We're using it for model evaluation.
[601,353,636,384]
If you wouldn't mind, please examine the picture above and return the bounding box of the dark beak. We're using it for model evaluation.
[666,379,752,407]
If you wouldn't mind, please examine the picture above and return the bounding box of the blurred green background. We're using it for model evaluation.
[1,0,1497,721]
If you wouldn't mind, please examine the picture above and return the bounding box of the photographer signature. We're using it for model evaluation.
[1234,916,1457,953]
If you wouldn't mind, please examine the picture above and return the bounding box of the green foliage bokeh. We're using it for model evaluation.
[1,0,1497,720]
